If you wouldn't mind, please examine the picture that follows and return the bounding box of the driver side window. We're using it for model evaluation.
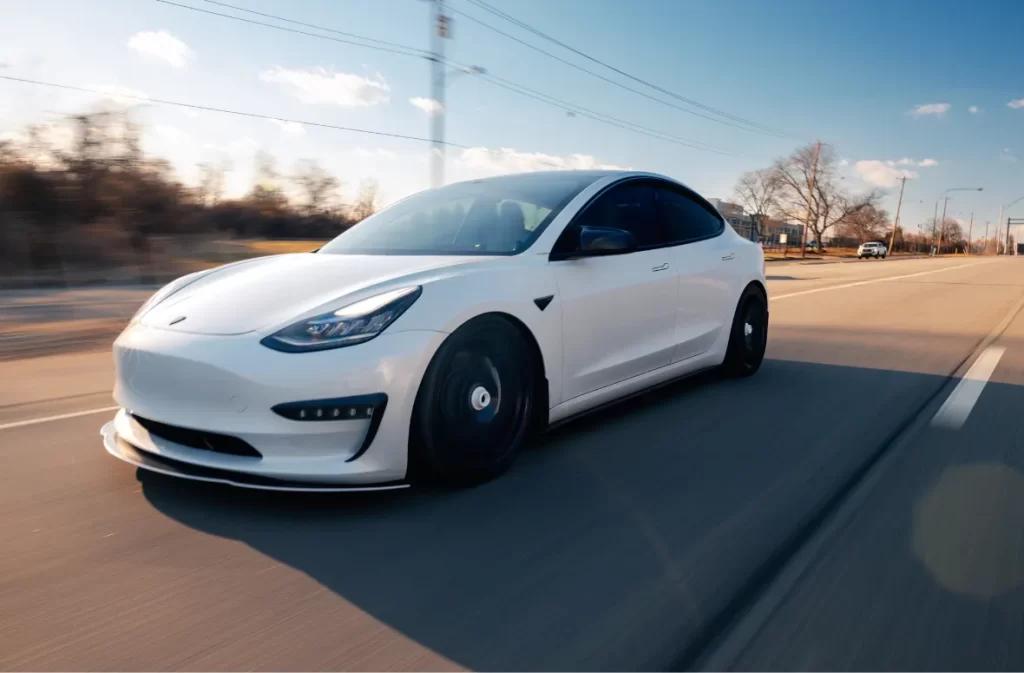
[553,181,662,254]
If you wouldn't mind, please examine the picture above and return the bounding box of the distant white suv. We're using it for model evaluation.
[857,242,887,259]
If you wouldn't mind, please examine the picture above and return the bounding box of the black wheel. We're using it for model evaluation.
[410,315,535,486]
[722,288,768,377]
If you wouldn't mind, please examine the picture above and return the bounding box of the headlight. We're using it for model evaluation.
[130,271,205,323]
[261,286,422,353]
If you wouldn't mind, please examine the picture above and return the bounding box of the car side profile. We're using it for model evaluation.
[101,170,768,490]
[857,241,887,259]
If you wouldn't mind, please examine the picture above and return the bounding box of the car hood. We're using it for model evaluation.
[140,253,485,335]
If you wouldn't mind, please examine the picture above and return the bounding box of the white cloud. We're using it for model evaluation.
[838,158,849,167]
[918,158,938,167]
[127,31,194,69]
[181,108,200,119]
[409,97,443,116]
[351,147,396,159]
[259,66,389,107]
[268,119,305,135]
[855,160,918,187]
[459,147,627,175]
[968,105,979,114]
[909,103,951,117]
[95,85,150,107]
[896,158,915,165]
[1009,98,1024,109]
[152,124,189,144]
[1001,148,1017,162]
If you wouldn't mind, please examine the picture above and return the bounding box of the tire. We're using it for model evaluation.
[721,287,769,377]
[410,315,535,486]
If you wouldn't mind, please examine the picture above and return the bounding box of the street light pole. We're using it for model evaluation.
[937,196,950,254]
[888,175,906,254]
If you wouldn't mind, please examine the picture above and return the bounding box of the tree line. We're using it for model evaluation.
[0,109,379,280]
[733,143,989,254]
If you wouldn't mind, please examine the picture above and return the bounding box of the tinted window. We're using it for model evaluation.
[658,187,724,244]
[319,173,595,256]
[557,182,662,252]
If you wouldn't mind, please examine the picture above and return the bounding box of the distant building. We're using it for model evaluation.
[708,199,756,241]
[762,218,805,246]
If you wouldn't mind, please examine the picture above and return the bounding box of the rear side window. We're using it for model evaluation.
[657,187,725,244]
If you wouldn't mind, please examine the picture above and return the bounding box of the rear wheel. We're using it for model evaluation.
[722,288,768,377]
[410,316,535,486]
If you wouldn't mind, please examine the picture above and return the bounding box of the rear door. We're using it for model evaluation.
[654,184,736,363]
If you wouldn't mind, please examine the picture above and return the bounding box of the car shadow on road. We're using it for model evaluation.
[137,346,1000,671]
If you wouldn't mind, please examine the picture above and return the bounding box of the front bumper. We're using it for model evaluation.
[103,323,446,487]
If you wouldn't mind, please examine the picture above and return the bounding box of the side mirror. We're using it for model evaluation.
[579,226,636,255]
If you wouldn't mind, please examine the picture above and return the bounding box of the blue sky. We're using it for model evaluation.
[1,0,1022,232]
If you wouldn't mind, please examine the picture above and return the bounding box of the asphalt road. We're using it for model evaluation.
[2,256,1024,670]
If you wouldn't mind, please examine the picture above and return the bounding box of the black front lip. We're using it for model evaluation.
[103,429,409,492]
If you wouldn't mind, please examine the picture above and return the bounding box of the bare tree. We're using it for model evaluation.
[292,159,340,217]
[349,178,380,222]
[197,161,229,207]
[246,151,287,214]
[733,168,780,240]
[771,143,883,251]
[835,203,890,244]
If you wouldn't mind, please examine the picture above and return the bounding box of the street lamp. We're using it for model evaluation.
[997,194,1024,255]
[934,187,982,254]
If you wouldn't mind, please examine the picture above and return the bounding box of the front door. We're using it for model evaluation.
[550,181,679,402]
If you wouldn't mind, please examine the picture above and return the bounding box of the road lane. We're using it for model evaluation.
[0,257,1022,670]
[706,278,1024,671]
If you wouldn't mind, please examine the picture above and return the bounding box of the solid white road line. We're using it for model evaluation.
[0,405,119,431]
[931,346,1006,430]
[773,261,991,301]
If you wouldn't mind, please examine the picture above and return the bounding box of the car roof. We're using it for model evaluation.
[447,169,691,192]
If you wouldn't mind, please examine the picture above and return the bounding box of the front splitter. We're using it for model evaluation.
[100,421,410,493]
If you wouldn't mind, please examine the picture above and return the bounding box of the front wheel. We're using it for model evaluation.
[410,316,535,486]
[722,288,768,377]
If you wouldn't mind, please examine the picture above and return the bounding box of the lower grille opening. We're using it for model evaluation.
[131,414,262,458]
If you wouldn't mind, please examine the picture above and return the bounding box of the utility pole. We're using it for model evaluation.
[429,0,449,188]
[966,212,974,255]
[936,196,949,255]
[800,140,821,259]
[983,221,989,254]
[888,175,906,254]
[996,205,1003,255]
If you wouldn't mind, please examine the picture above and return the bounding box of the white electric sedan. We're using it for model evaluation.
[102,170,768,490]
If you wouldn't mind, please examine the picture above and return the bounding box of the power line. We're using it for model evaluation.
[200,0,430,56]
[462,0,795,139]
[153,0,427,59]
[152,0,734,156]
[0,75,467,147]
[447,4,775,139]
[470,70,737,156]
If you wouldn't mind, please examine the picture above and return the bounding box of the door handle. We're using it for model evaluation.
[651,263,669,272]
[722,253,735,261]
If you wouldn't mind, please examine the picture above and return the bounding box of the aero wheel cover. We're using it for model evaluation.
[430,328,530,471]
[741,300,767,367]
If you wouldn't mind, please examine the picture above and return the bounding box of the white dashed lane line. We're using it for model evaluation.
[931,346,1006,430]
[0,406,119,431]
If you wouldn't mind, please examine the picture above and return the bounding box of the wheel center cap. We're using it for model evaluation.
[744,322,754,337]
[470,385,492,411]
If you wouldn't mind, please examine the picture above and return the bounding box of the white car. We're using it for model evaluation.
[101,171,768,490]
[857,242,887,259]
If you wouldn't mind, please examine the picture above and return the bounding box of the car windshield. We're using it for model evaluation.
[319,173,597,256]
